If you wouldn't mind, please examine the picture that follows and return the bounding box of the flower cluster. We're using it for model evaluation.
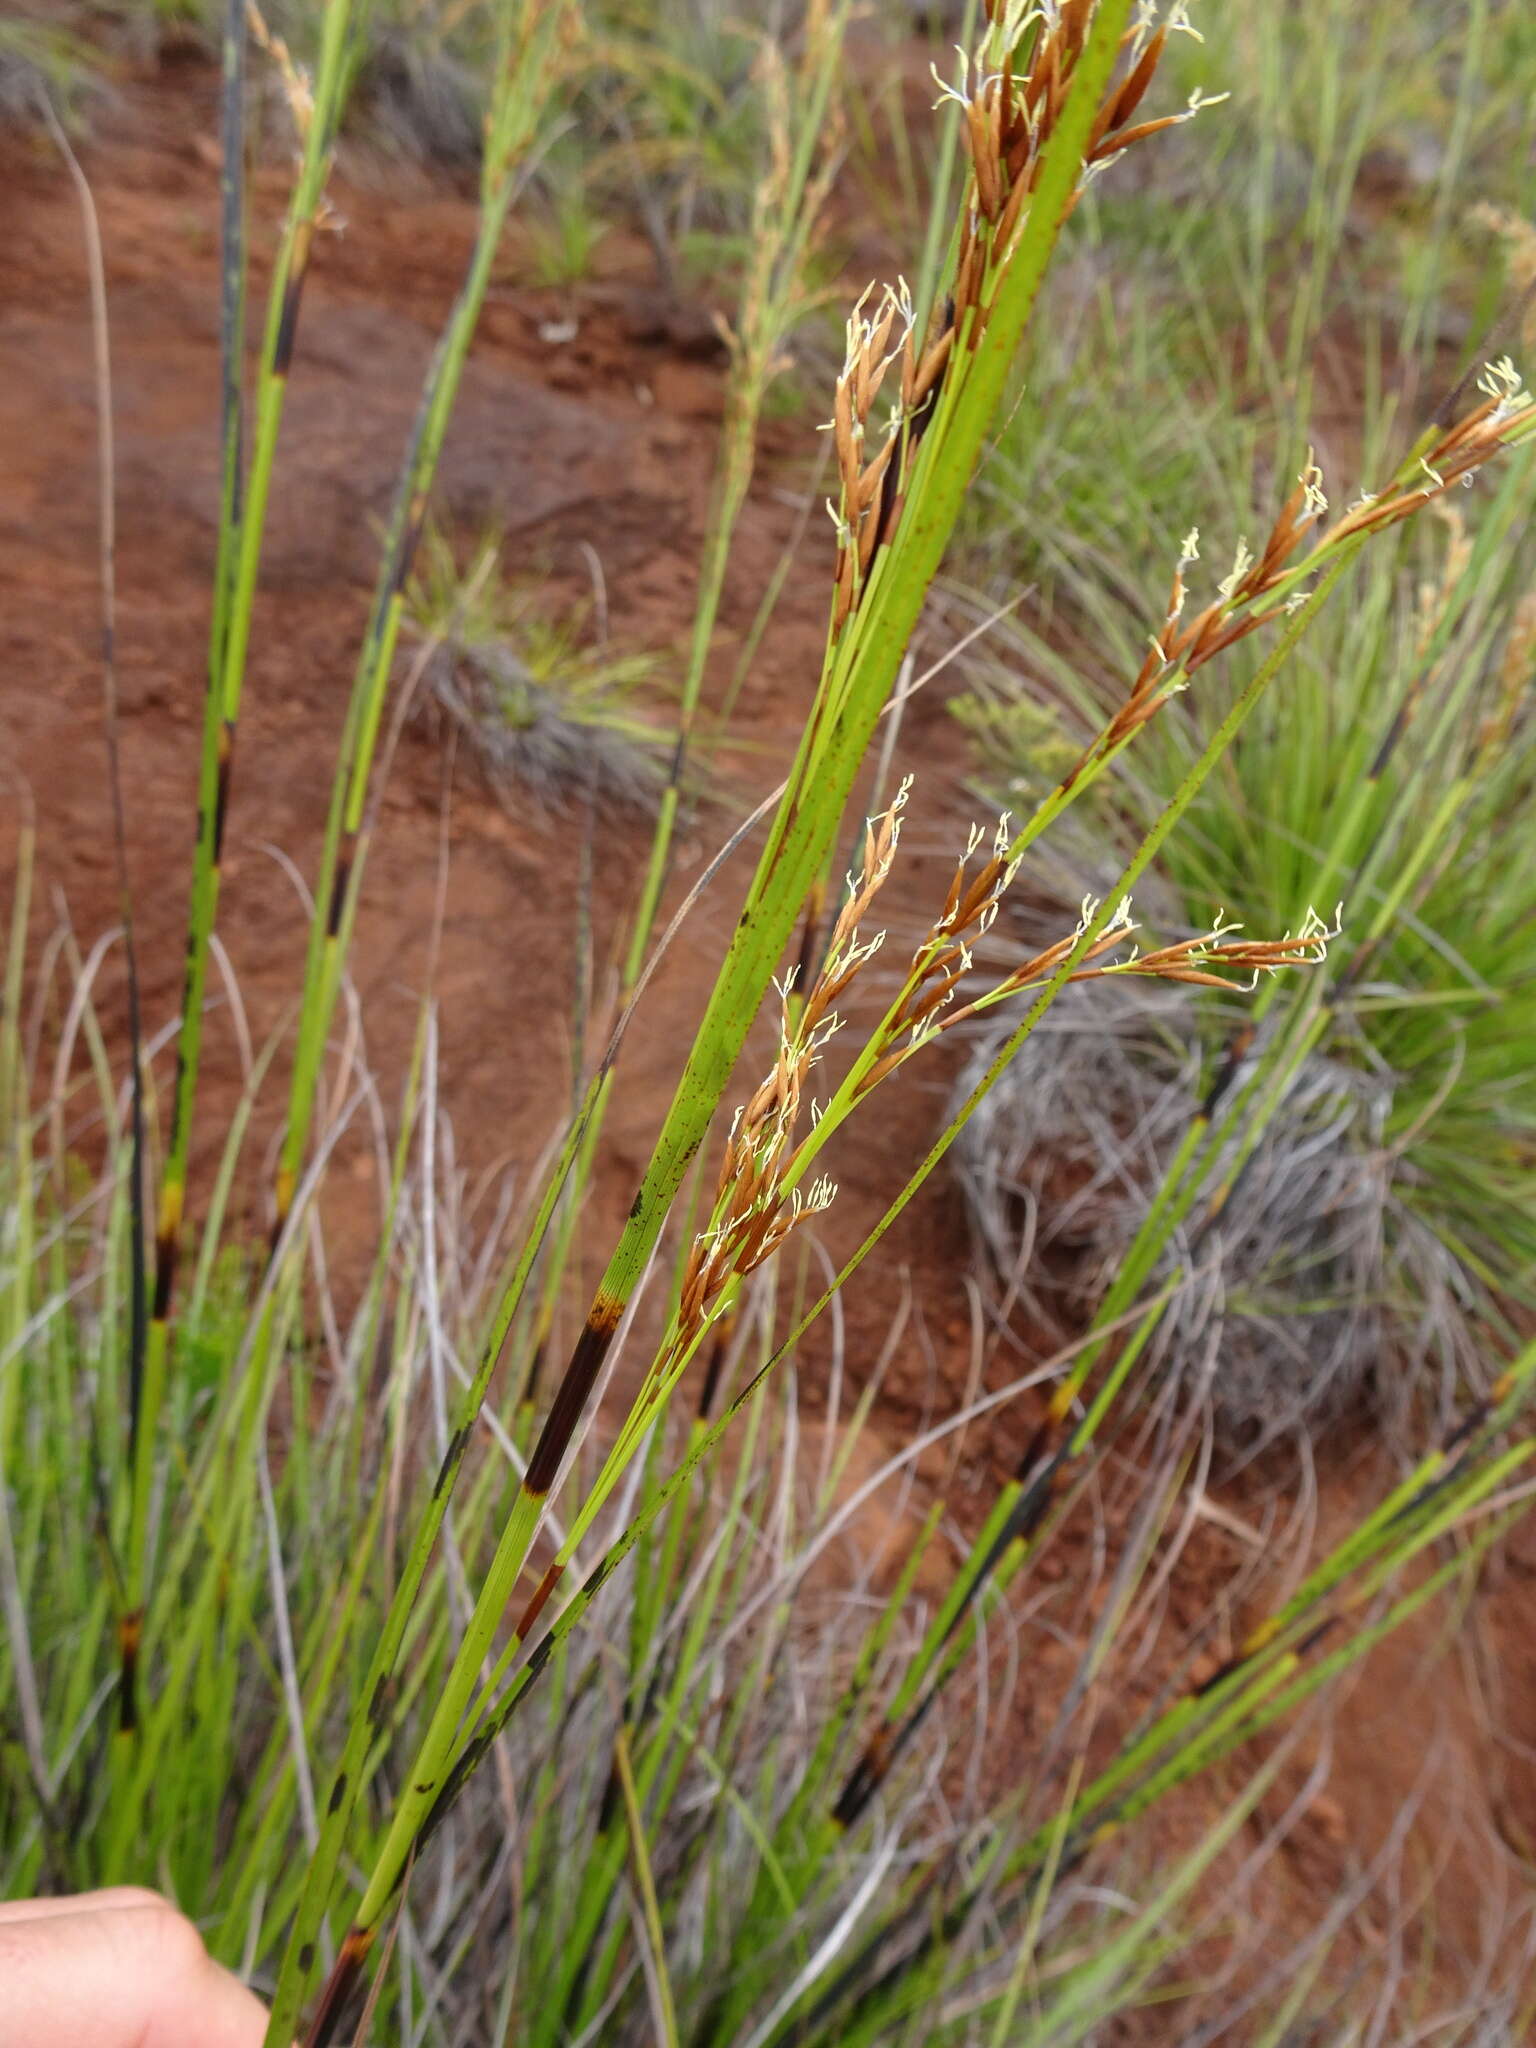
[825,4,1204,633]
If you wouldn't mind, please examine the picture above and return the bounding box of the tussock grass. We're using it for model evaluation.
[352,25,484,166]
[955,980,1419,1443]
[8,4,1536,2045]
[403,526,670,815]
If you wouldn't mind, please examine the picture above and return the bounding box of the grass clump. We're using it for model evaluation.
[954,979,1407,1442]
[404,525,670,813]
[520,146,613,287]
[350,21,485,167]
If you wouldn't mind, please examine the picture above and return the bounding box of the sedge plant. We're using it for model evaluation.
[8,5,1536,2047]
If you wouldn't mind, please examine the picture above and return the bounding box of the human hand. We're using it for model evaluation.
[0,1888,271,2048]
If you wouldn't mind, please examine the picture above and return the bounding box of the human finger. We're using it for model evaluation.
[0,1888,168,1930]
[0,1895,270,2048]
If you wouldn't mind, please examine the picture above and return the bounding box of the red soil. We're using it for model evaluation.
[3,44,1533,2034]
[0,51,981,1361]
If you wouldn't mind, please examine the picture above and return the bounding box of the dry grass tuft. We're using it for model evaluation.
[403,527,670,814]
[952,963,1477,1452]
[355,29,484,168]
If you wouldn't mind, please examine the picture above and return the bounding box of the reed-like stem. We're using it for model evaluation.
[125,0,354,1727]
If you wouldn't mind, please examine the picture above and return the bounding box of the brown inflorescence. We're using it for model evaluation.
[669,786,913,1365]
[825,4,1201,633]
[855,825,1339,1101]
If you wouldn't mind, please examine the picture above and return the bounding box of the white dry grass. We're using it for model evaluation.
[951,962,1481,1453]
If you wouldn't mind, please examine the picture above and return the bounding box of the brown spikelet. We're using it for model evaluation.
[827,15,1191,632]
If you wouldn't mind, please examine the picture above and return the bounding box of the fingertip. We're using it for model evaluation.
[135,1909,272,2048]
